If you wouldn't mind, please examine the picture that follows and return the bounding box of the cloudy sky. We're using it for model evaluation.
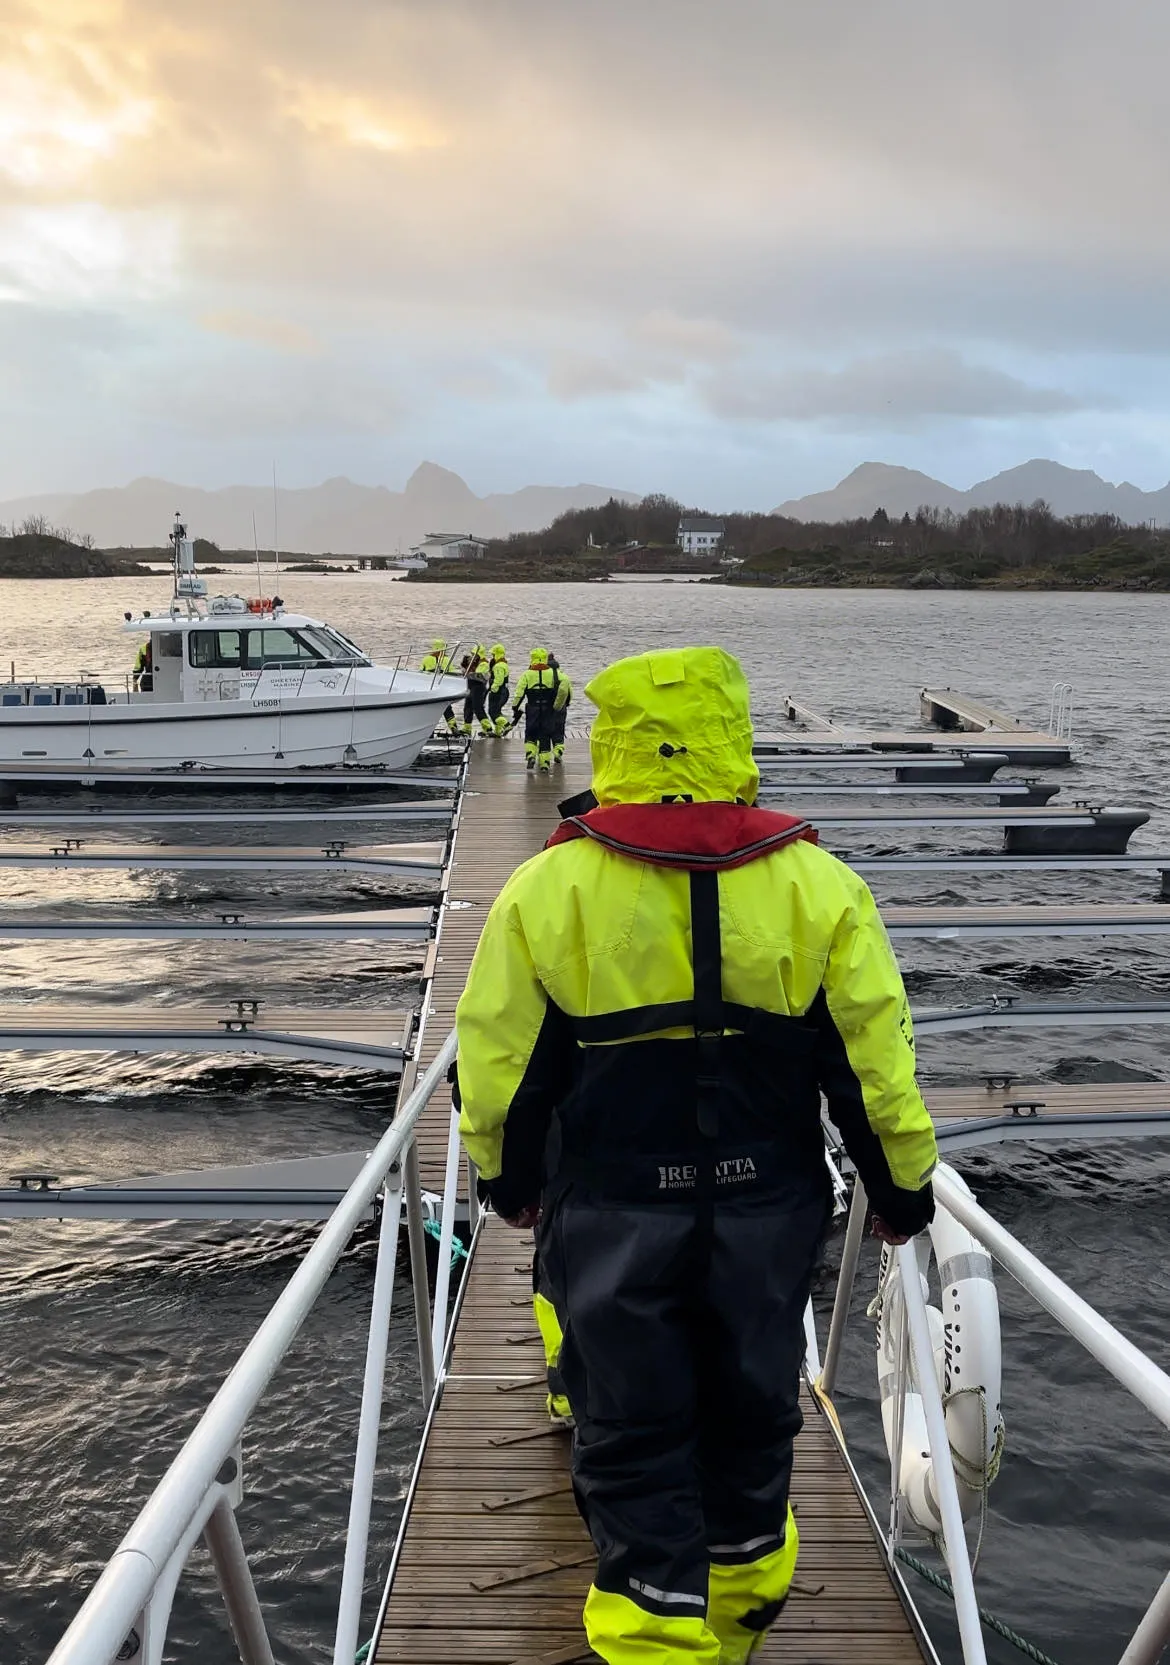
[3,0,1169,506]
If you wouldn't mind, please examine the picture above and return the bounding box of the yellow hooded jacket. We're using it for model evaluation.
[420,644,452,674]
[511,660,569,712]
[456,647,937,1228]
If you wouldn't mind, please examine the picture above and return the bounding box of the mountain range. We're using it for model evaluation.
[0,463,636,556]
[775,460,1170,524]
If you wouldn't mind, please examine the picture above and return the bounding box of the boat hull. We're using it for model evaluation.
[0,693,455,770]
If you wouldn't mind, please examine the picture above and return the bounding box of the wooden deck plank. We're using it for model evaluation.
[375,734,929,1665]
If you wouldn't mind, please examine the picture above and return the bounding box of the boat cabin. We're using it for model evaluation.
[123,601,372,705]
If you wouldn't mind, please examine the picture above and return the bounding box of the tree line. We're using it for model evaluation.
[485,496,1170,587]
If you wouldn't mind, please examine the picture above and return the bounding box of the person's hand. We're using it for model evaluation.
[870,1215,912,1246]
[500,1203,541,1229]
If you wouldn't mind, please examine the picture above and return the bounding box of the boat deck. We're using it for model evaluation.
[383,733,930,1664]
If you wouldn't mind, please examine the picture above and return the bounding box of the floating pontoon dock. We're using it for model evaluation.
[778,804,1148,853]
[0,1002,413,1070]
[0,799,1140,852]
[765,687,1074,766]
[926,1081,1170,1152]
[0,841,445,878]
[0,906,434,942]
[374,731,935,1664]
[883,904,1170,939]
[0,761,460,793]
[754,750,1010,780]
[0,800,453,828]
[758,780,1061,803]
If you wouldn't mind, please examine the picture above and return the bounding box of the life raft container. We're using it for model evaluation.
[247,597,275,614]
[874,1163,1004,1533]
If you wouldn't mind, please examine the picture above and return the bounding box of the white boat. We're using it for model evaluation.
[0,516,466,770]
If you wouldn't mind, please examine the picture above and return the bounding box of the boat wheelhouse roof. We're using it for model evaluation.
[123,609,324,634]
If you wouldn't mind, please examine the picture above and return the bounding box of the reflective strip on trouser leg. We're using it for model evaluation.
[524,741,538,760]
[706,1506,798,1664]
[533,1290,571,1421]
[583,1586,719,1664]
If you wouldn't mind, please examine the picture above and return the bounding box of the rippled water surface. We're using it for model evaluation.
[1,576,1168,1665]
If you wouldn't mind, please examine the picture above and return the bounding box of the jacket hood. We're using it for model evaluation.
[585,646,760,806]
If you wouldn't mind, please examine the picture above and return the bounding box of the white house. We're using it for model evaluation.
[677,516,725,556]
[408,532,488,562]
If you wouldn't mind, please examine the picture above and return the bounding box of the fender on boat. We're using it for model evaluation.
[875,1162,1004,1534]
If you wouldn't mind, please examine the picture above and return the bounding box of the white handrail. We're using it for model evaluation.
[932,1168,1170,1430]
[47,1030,459,1665]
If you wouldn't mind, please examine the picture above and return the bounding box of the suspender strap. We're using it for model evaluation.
[689,869,723,1141]
[569,1000,806,1045]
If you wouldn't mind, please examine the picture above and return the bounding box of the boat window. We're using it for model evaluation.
[189,630,242,667]
[156,633,183,659]
[247,628,326,668]
[303,625,369,664]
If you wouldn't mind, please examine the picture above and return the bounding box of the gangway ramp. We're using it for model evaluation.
[375,1219,930,1665]
[378,732,933,1663]
[919,687,1039,733]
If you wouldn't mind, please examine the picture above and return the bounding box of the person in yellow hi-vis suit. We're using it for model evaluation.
[510,646,570,770]
[454,646,937,1665]
[420,638,458,732]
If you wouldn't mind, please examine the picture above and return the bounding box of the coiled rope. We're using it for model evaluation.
[894,1548,1063,1665]
[422,1215,469,1266]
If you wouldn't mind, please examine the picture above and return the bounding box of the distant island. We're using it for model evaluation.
[0,522,152,579]
[405,495,1170,591]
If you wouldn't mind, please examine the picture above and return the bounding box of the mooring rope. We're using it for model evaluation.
[894,1547,1063,1665]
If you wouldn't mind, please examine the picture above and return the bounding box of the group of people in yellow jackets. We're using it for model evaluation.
[421,639,572,771]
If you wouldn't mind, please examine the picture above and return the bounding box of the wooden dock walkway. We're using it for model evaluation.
[378,732,931,1665]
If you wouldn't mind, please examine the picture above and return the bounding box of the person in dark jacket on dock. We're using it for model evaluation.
[487,643,511,736]
[461,644,492,737]
[547,652,571,761]
[455,646,937,1665]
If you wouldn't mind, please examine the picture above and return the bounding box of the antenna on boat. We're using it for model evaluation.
[271,462,281,590]
[252,511,262,600]
[170,510,207,608]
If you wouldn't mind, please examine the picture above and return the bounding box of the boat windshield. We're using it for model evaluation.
[307,625,370,665]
